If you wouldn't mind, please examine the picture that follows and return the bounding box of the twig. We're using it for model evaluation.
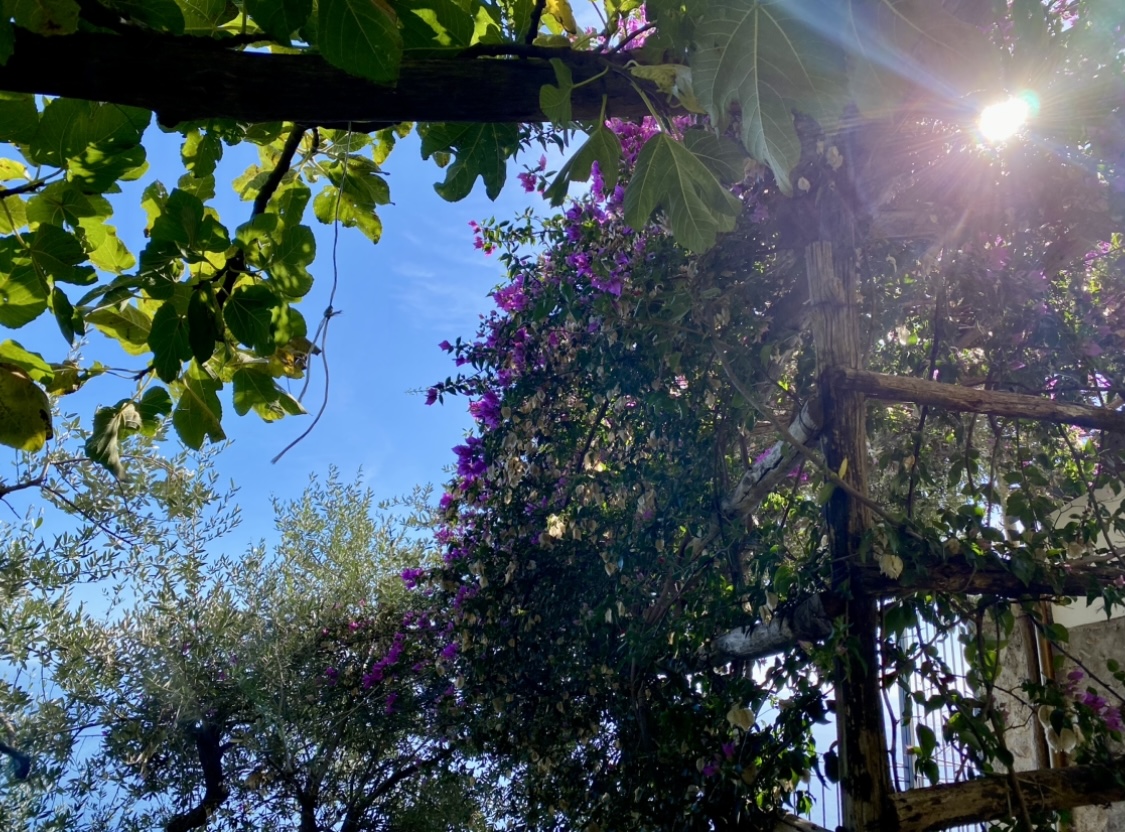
[0,475,47,502]
[525,0,547,44]
[0,176,55,199]
[252,127,306,218]
[608,22,657,53]
[38,485,135,545]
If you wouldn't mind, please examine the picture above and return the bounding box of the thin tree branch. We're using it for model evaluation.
[252,127,306,218]
[0,176,55,199]
[164,722,229,832]
[524,0,548,44]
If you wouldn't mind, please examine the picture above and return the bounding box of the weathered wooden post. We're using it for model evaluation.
[806,239,894,831]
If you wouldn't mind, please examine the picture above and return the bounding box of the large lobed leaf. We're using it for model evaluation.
[622,133,742,253]
[420,122,521,201]
[692,0,846,192]
[318,0,404,84]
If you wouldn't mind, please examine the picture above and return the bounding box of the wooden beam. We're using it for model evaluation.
[833,368,1125,433]
[0,29,650,127]
[713,558,1124,662]
[805,240,894,832]
[770,815,834,832]
[892,760,1125,832]
[722,399,823,518]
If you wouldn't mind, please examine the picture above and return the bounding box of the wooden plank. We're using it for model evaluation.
[0,29,648,127]
[893,761,1125,832]
[834,368,1125,432]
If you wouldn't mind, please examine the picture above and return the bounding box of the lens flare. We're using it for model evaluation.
[979,96,1032,143]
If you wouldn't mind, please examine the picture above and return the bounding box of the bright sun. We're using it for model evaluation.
[979,96,1032,143]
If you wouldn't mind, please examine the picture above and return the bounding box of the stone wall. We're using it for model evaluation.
[1060,615,1125,832]
[994,604,1124,832]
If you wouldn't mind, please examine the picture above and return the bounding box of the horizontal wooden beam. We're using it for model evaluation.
[768,815,832,832]
[893,760,1125,832]
[832,368,1125,433]
[714,557,1123,661]
[0,29,650,127]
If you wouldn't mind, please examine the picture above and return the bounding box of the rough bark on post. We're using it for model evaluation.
[805,240,894,831]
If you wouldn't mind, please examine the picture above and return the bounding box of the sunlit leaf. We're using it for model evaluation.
[79,219,136,274]
[0,238,47,328]
[318,0,404,84]
[27,98,150,170]
[0,340,52,382]
[622,133,741,252]
[0,363,52,452]
[27,182,113,228]
[0,159,27,184]
[246,0,312,43]
[86,301,152,355]
[312,186,383,243]
[419,122,520,201]
[269,225,316,297]
[692,0,845,192]
[172,361,225,449]
[182,129,224,179]
[544,0,577,33]
[0,195,28,233]
[232,366,306,420]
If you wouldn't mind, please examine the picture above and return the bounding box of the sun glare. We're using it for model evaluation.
[979,96,1032,143]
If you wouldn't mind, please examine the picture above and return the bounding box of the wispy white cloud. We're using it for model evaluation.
[391,272,495,334]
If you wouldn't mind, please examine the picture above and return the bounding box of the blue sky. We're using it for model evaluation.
[8,125,550,543]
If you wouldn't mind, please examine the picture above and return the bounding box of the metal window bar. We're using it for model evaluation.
[793,620,987,832]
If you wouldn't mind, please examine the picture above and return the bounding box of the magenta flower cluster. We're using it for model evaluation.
[1064,668,1124,734]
